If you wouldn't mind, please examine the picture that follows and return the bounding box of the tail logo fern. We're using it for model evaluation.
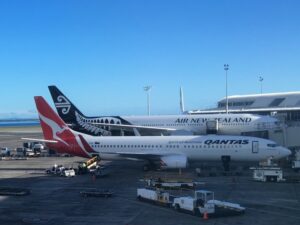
[75,111,112,136]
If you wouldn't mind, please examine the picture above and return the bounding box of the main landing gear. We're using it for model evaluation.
[221,156,231,172]
[143,162,158,171]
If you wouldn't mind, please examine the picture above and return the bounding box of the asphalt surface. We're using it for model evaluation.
[1,131,300,225]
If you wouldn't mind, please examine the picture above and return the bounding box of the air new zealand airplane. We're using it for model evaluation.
[48,85,280,137]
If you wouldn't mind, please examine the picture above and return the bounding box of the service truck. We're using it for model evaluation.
[251,167,285,182]
[172,190,245,217]
[145,178,199,190]
[137,188,174,207]
[1,147,11,157]
[137,188,245,217]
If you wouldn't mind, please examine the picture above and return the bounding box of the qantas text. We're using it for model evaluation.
[204,140,249,145]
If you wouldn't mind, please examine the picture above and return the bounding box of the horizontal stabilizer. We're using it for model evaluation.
[21,138,58,143]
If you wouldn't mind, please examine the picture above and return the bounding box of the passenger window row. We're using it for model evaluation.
[90,144,242,149]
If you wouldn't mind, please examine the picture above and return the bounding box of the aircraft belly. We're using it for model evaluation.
[99,153,123,160]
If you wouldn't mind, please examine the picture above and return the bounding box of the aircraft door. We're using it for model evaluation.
[206,120,218,134]
[252,141,259,153]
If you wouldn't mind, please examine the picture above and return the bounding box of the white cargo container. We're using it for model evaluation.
[62,169,75,177]
[137,188,172,206]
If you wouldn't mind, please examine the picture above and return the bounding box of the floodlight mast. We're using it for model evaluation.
[144,86,152,116]
[259,76,264,94]
[224,64,229,114]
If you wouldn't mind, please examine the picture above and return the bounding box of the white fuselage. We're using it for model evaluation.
[123,113,278,135]
[80,134,290,162]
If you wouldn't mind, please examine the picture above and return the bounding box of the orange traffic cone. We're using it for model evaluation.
[203,212,208,220]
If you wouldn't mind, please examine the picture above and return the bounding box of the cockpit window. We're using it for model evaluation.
[267,143,278,148]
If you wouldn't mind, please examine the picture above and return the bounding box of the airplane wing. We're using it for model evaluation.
[101,152,188,169]
[21,138,58,143]
[99,151,182,161]
[90,122,176,132]
[105,151,166,160]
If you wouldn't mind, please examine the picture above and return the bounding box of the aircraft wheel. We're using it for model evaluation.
[143,164,150,171]
[174,204,180,211]
[221,155,231,171]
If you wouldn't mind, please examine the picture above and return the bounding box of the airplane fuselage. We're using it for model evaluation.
[78,113,279,135]
[62,133,289,162]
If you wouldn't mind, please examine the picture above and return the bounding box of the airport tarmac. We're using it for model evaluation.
[0,126,42,149]
[1,130,300,225]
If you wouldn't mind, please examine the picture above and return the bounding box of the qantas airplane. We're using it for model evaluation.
[48,86,280,137]
[24,96,291,170]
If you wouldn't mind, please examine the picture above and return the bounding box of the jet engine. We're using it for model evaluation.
[160,155,188,169]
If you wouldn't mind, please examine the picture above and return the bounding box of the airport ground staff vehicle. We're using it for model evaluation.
[1,147,11,157]
[251,166,284,182]
[137,188,245,217]
[77,156,99,174]
[46,165,63,175]
[61,169,75,177]
[80,189,113,198]
[137,188,174,206]
[145,178,200,190]
[46,165,75,177]
[15,148,26,157]
[172,190,245,216]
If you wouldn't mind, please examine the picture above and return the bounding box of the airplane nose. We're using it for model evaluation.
[281,147,291,157]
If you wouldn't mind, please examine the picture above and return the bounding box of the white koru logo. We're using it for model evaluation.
[55,95,71,115]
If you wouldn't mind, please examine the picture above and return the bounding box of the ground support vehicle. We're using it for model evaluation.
[80,189,113,198]
[250,166,285,182]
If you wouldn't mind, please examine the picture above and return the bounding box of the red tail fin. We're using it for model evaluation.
[34,96,94,158]
[35,96,66,127]
[34,96,68,141]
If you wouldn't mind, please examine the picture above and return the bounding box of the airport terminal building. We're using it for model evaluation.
[187,92,300,151]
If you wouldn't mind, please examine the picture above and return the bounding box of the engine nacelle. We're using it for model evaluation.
[160,155,188,169]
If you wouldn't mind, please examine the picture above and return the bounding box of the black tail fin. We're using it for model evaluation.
[48,85,85,124]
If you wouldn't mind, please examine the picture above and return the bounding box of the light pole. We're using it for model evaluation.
[144,86,152,116]
[224,64,229,114]
[259,76,263,94]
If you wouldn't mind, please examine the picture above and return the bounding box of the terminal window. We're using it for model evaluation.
[218,101,254,108]
[269,98,285,107]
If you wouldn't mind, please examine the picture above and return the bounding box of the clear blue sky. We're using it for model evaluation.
[1,0,300,118]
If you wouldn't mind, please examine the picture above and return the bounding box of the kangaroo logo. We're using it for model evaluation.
[55,95,71,115]
[39,112,69,146]
[39,112,96,157]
